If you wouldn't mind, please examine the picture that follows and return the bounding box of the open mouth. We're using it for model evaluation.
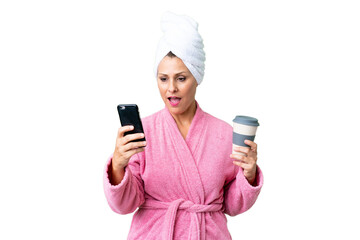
[168,97,181,106]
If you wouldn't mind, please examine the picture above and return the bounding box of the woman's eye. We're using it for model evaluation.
[160,78,167,82]
[178,77,186,82]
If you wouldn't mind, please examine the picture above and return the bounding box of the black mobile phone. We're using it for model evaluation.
[117,104,145,142]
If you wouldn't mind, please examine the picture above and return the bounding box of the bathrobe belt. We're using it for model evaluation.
[140,198,222,240]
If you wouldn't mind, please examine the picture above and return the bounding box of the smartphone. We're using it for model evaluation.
[117,104,145,142]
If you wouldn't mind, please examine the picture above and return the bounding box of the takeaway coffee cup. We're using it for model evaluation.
[232,116,260,155]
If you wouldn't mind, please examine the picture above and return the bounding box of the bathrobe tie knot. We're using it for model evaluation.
[140,198,222,240]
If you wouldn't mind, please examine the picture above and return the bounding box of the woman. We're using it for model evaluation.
[103,11,263,240]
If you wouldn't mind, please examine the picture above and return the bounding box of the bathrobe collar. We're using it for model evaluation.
[162,100,207,204]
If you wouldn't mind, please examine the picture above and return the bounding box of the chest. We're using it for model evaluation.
[142,129,234,201]
[177,123,190,140]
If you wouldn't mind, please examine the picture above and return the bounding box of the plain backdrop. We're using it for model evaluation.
[1,0,359,239]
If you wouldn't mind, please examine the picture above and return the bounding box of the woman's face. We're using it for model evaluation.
[157,56,198,116]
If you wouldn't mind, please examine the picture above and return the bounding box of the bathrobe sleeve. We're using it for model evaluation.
[103,153,145,215]
[223,164,264,216]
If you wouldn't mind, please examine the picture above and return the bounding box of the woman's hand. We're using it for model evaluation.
[230,140,258,185]
[112,125,147,171]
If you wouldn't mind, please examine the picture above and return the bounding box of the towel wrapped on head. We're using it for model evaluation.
[154,11,206,85]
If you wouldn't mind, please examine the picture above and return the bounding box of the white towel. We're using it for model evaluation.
[153,11,206,85]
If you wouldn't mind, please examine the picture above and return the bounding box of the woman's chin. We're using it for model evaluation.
[165,103,183,115]
[167,106,183,115]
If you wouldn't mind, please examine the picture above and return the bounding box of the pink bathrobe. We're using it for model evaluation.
[103,101,263,240]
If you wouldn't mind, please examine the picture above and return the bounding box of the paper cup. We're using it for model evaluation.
[232,116,260,155]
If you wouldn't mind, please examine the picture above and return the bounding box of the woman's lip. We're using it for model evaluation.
[168,97,181,106]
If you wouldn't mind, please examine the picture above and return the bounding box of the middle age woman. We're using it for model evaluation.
[104,11,264,240]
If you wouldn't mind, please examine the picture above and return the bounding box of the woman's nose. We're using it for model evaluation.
[168,79,178,93]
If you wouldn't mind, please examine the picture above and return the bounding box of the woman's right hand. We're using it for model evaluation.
[112,125,147,171]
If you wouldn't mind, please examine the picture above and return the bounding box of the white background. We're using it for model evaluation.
[1,0,359,239]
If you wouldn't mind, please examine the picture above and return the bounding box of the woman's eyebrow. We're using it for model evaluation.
[158,71,187,76]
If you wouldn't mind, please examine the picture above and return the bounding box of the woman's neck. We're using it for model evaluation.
[171,100,197,128]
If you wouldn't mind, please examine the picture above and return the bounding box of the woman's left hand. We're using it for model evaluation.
[230,140,258,185]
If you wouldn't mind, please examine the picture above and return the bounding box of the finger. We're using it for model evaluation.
[123,141,147,152]
[234,161,253,173]
[233,146,250,155]
[122,133,145,145]
[244,140,257,152]
[231,154,256,165]
[230,153,246,162]
[125,147,145,159]
[233,160,250,169]
[118,125,134,138]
